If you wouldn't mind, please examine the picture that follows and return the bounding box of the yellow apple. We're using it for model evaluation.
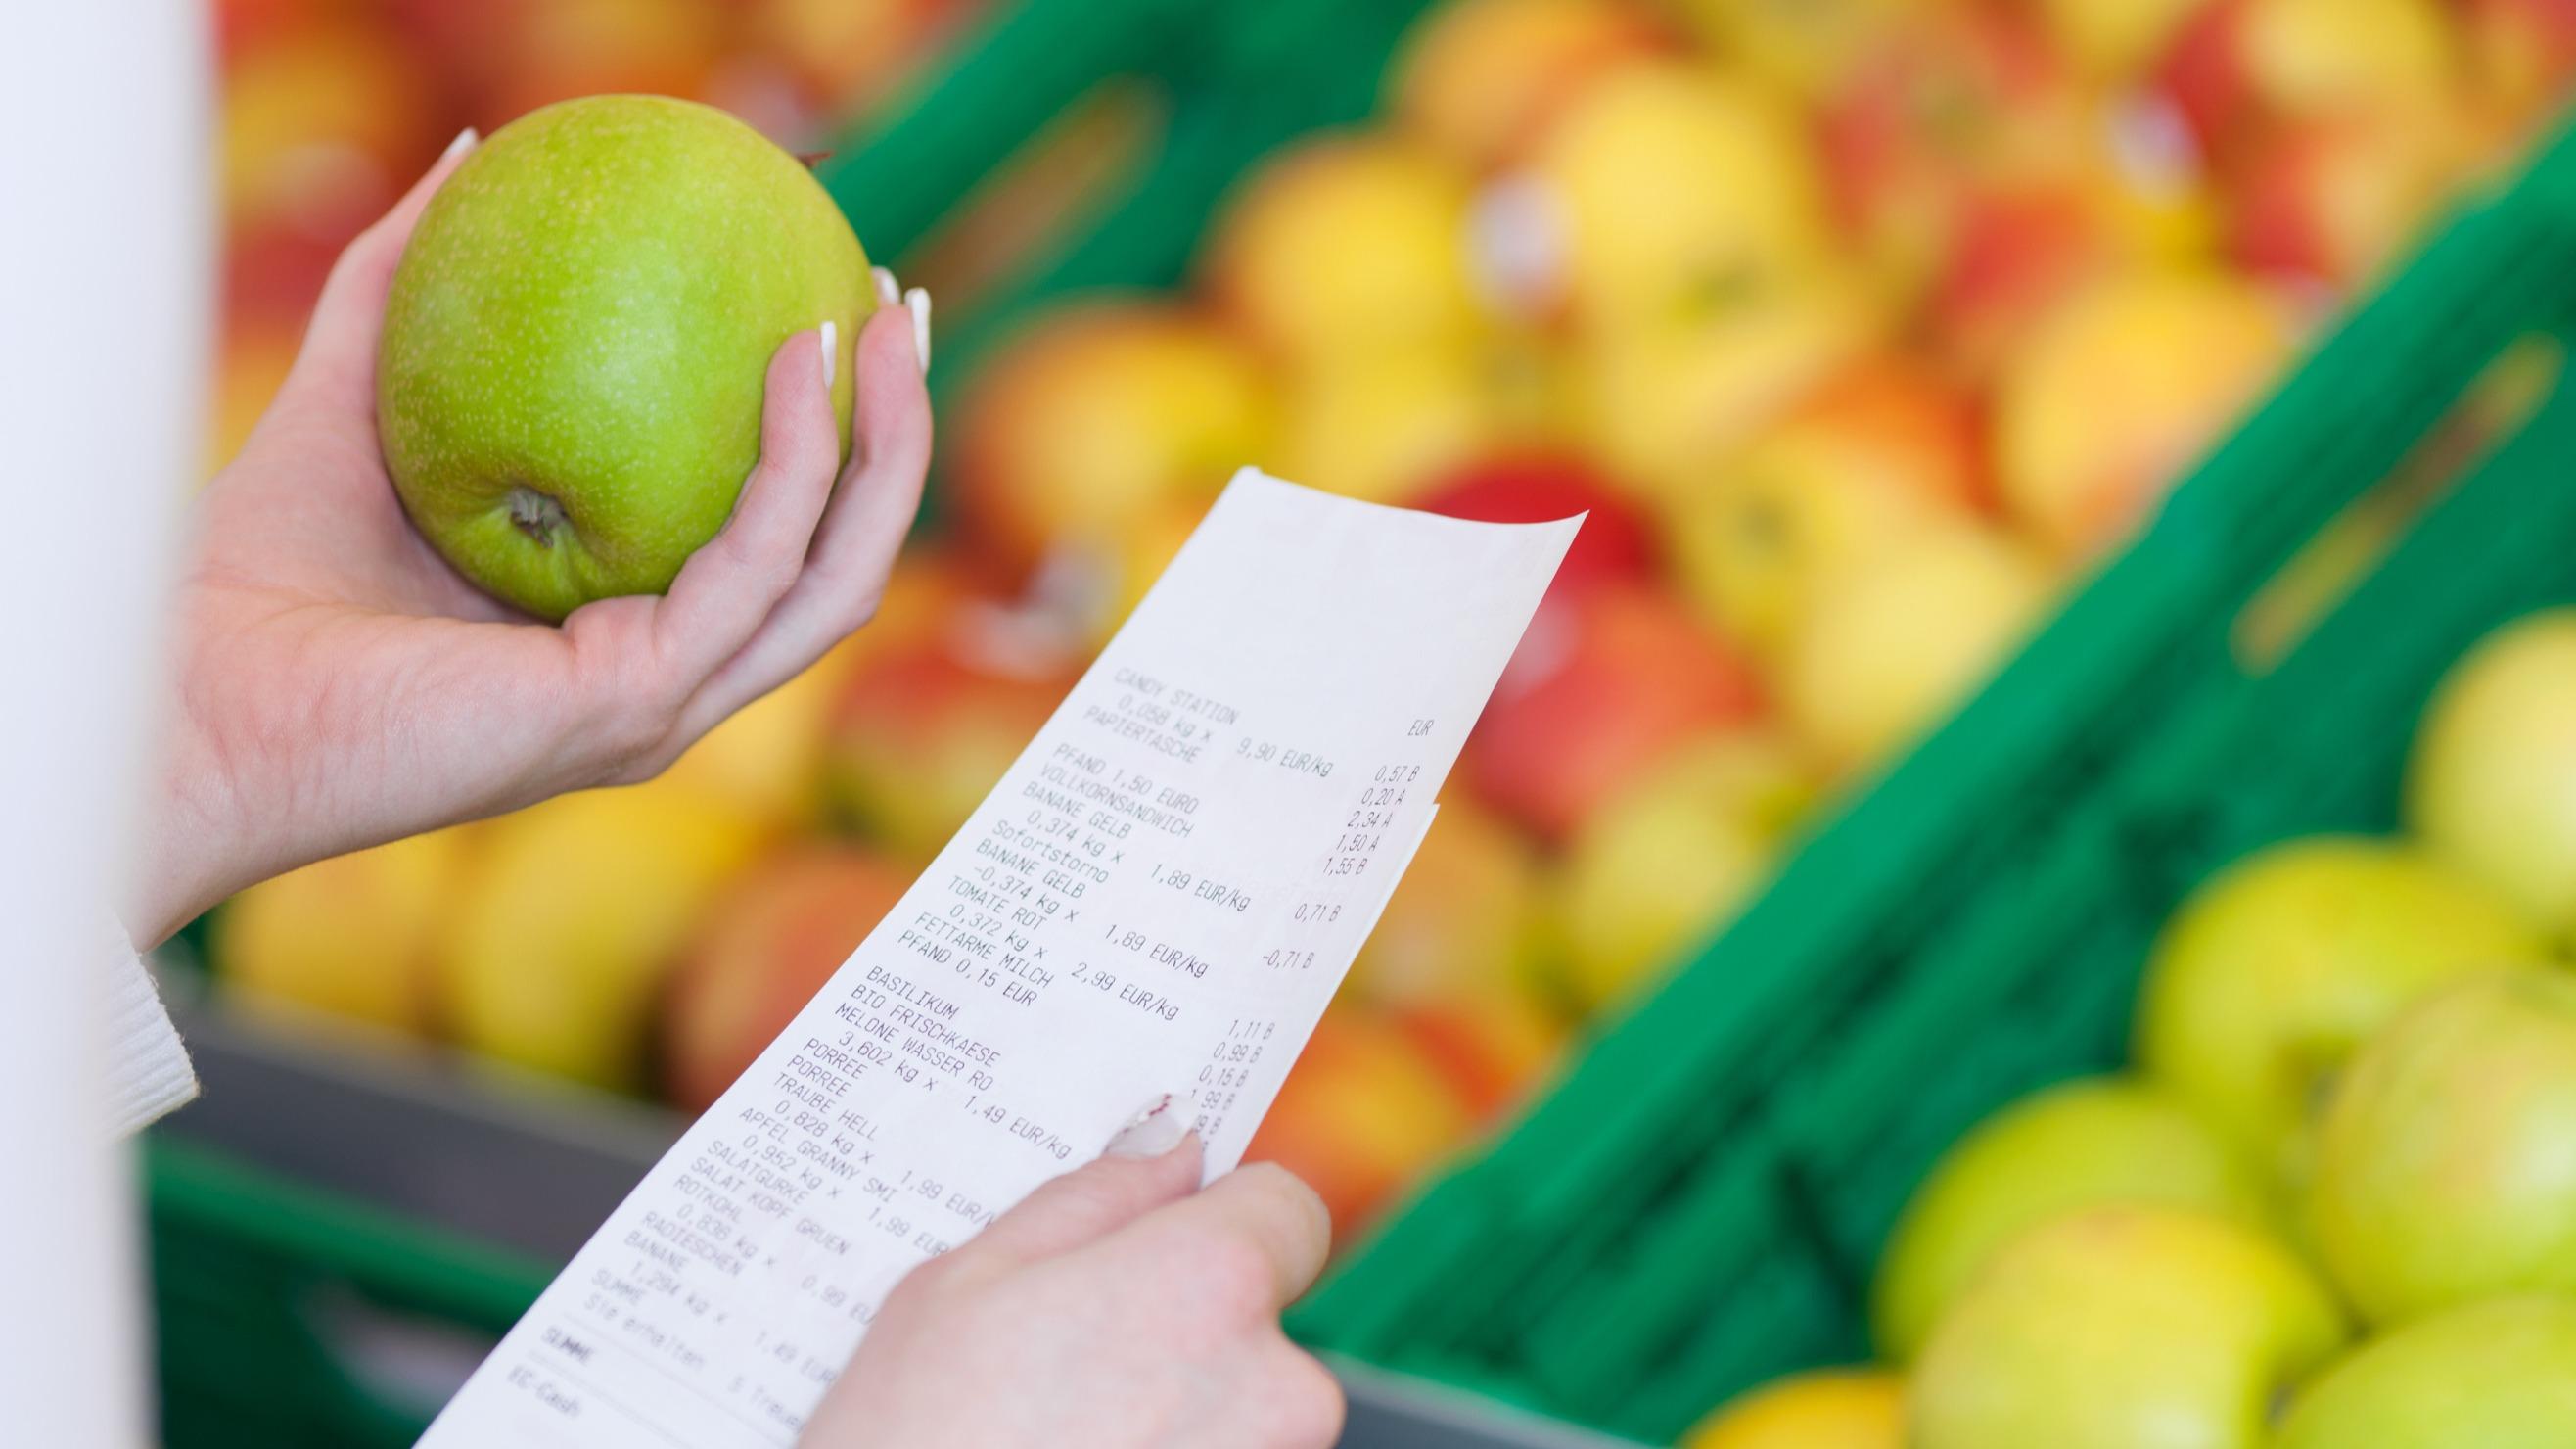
[2134,835,2542,1190]
[213,825,475,1034]
[1873,1077,2274,1361]
[1385,0,1670,169]
[1525,61,1836,327]
[2276,1295,2576,1447]
[1682,1368,1904,1449]
[221,21,437,244]
[2161,0,2463,150]
[1349,802,1546,1009]
[1205,133,1486,366]
[2030,0,2208,79]
[2309,970,2576,1325]
[1779,522,2049,772]
[1275,345,1500,506]
[660,642,853,831]
[1555,730,1812,1013]
[1666,0,1917,98]
[1573,274,1878,496]
[1995,269,2297,559]
[2407,609,2576,943]
[1910,1205,2348,1449]
[951,302,1274,573]
[441,782,767,1092]
[1668,357,1983,657]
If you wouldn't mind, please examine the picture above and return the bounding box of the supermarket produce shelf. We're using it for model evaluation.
[149,992,1634,1449]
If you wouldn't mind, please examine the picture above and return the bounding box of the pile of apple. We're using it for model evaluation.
[1680,609,2576,1448]
[205,0,2576,1246]
[935,0,2569,1227]
[207,0,981,473]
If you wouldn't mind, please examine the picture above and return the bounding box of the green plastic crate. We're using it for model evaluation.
[816,0,1447,393]
[150,1141,550,1448]
[1291,117,2576,1443]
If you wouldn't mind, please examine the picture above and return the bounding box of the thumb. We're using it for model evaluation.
[956,1094,1203,1272]
[284,125,482,417]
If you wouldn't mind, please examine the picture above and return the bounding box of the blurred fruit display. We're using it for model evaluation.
[202,0,2573,1314]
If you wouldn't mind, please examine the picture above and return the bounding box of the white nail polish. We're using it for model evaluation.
[1103,1093,1192,1158]
[440,127,481,164]
[904,286,933,373]
[818,320,837,387]
[871,265,900,307]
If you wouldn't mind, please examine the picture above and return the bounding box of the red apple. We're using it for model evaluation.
[474,0,723,127]
[1344,802,1567,1117]
[1205,133,1487,367]
[2225,106,2466,288]
[1817,3,2086,302]
[1243,1010,1476,1238]
[2459,0,2576,135]
[1415,451,1657,607]
[664,845,913,1113]
[745,0,956,116]
[2155,0,2463,158]
[823,611,1079,862]
[221,223,343,331]
[1926,181,2125,382]
[1390,991,1567,1123]
[1463,584,1767,841]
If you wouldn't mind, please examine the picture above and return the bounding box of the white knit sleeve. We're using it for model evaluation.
[99,921,198,1135]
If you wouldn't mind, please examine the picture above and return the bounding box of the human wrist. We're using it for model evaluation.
[126,753,254,949]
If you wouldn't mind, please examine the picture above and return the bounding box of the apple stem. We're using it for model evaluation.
[506,485,571,548]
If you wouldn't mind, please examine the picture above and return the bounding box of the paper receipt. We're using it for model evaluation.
[421,470,1578,1446]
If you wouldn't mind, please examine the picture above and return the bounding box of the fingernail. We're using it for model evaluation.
[818,319,837,387]
[904,286,933,373]
[439,127,480,164]
[1104,1092,1192,1158]
[872,265,900,307]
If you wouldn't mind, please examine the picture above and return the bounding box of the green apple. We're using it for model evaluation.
[380,95,871,621]
[2277,1296,2576,1447]
[2133,835,2541,1188]
[2409,609,2576,945]
[2309,969,2576,1325]
[1910,1205,2348,1449]
[1871,1076,2272,1361]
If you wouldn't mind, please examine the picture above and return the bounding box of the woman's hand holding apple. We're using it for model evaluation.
[130,133,932,946]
